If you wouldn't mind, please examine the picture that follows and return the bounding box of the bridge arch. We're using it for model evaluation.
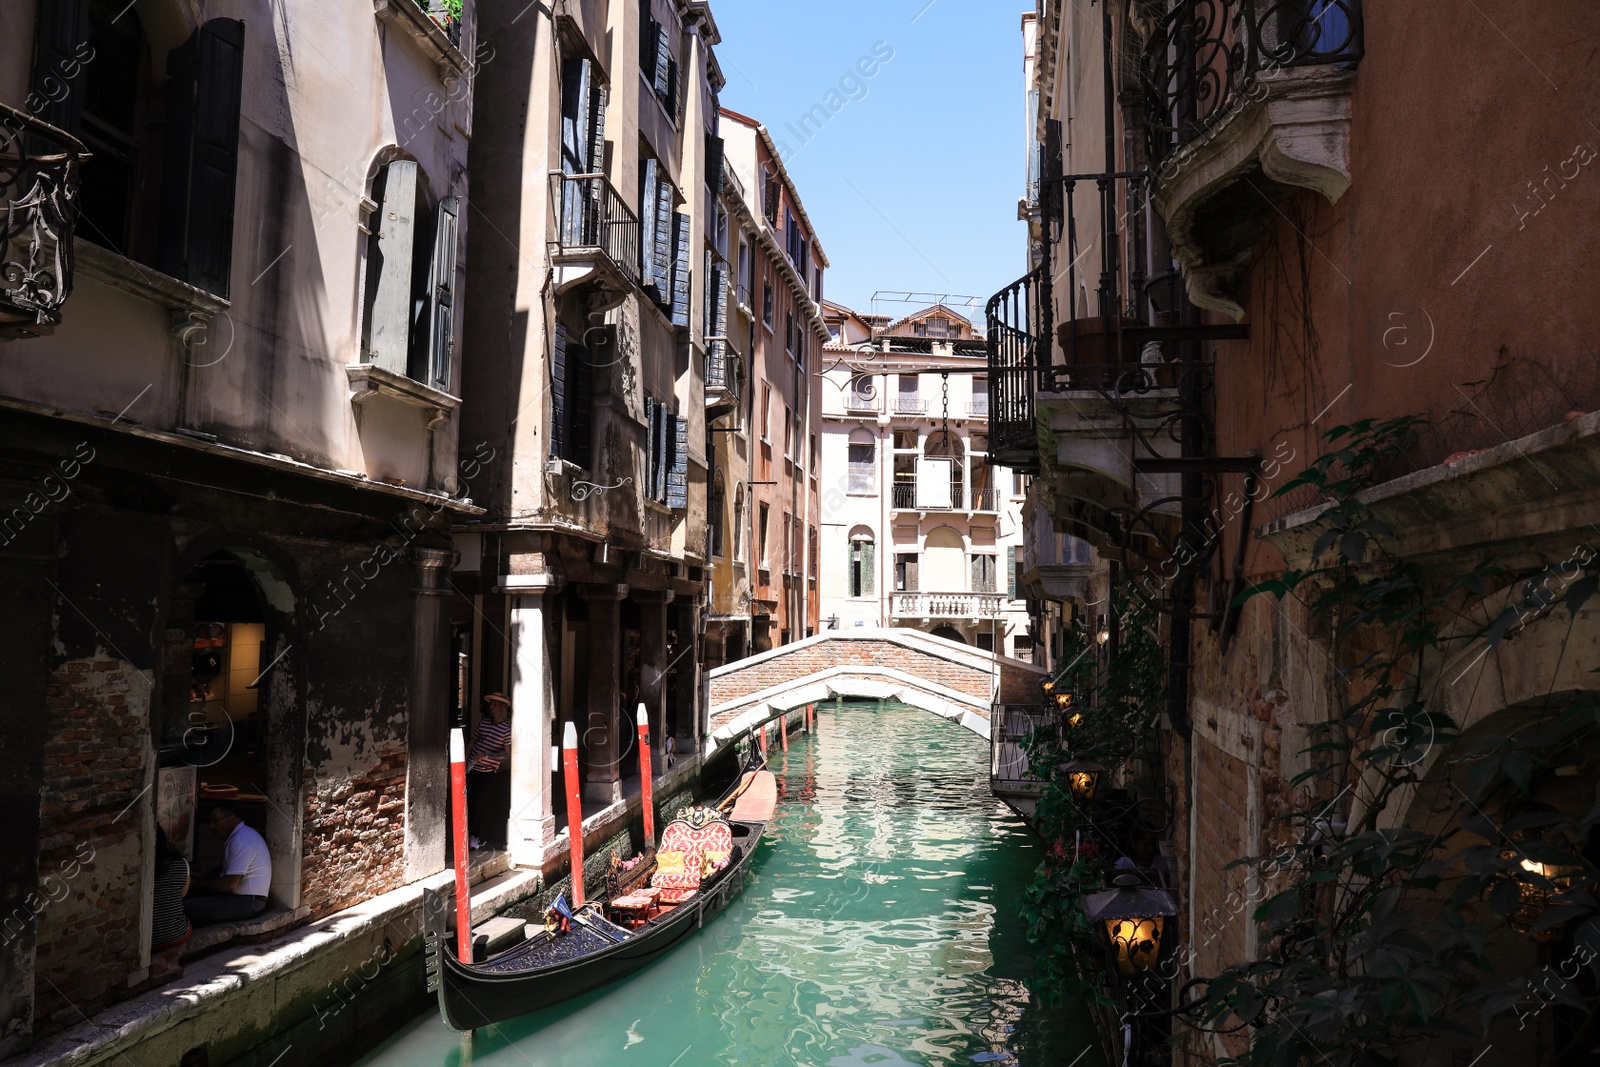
[705,627,1045,751]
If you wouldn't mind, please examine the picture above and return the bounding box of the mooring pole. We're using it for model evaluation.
[563,721,585,906]
[636,705,655,850]
[449,728,472,963]
[780,712,788,752]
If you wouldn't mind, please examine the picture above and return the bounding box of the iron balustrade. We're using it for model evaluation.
[891,482,916,510]
[1141,0,1363,169]
[990,704,1061,795]
[967,398,990,418]
[971,486,1001,512]
[0,103,89,339]
[845,394,879,414]
[894,397,929,415]
[553,172,641,286]
[985,265,1049,470]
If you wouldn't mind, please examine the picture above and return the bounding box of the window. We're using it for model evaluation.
[710,475,725,557]
[971,554,997,594]
[34,2,245,296]
[762,281,774,328]
[785,208,801,263]
[785,311,795,356]
[809,526,819,580]
[971,379,989,417]
[739,238,754,303]
[639,0,680,121]
[1013,634,1032,661]
[639,158,688,319]
[645,396,688,507]
[733,487,746,562]
[1007,545,1020,599]
[706,133,725,195]
[783,405,793,458]
[894,553,919,592]
[362,160,461,392]
[550,325,595,467]
[758,504,770,569]
[976,632,994,653]
[847,431,875,493]
[897,374,921,413]
[810,433,819,475]
[849,533,876,598]
[782,511,793,575]
[760,383,771,441]
[762,167,780,223]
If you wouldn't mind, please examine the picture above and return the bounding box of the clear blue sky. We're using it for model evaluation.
[711,1,1031,323]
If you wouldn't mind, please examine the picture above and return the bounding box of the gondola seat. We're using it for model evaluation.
[651,816,734,904]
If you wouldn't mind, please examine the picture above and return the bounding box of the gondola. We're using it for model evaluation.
[422,751,778,1031]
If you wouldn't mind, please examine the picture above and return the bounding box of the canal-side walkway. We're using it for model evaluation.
[11,756,705,1067]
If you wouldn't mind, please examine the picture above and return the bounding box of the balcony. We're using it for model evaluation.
[967,399,990,419]
[845,394,880,415]
[705,350,738,411]
[0,104,90,339]
[891,481,972,512]
[893,397,928,416]
[991,704,1060,811]
[891,591,1008,621]
[971,486,1001,512]
[550,171,640,304]
[1141,0,1363,316]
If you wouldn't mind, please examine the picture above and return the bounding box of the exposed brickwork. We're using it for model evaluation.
[33,654,151,1032]
[300,744,409,918]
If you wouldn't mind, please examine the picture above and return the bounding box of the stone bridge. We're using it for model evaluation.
[706,628,1046,748]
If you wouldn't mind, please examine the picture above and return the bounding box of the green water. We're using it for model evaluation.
[352,703,1103,1067]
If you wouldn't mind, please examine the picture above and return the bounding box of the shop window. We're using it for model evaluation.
[32,1,245,295]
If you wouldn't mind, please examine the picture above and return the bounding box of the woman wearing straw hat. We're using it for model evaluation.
[467,692,512,849]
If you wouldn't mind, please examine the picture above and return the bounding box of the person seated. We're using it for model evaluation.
[150,825,191,976]
[185,803,271,925]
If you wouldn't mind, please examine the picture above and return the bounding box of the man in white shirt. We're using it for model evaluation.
[185,803,271,925]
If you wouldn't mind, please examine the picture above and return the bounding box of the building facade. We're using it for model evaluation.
[995,2,1600,1065]
[820,303,1029,655]
[454,0,728,868]
[714,108,825,656]
[0,0,479,1050]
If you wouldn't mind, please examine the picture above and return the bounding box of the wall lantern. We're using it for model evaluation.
[1057,759,1105,802]
[1084,873,1180,975]
[1041,678,1057,695]
[1096,627,1111,646]
[1054,689,1074,711]
[1501,847,1576,943]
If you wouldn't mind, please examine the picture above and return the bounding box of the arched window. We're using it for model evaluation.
[710,474,726,557]
[847,428,876,493]
[923,526,965,591]
[848,525,875,598]
[360,152,460,393]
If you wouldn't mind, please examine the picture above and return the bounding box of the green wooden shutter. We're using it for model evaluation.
[670,212,692,327]
[667,414,689,509]
[1007,546,1017,600]
[29,0,90,136]
[422,195,459,392]
[639,158,659,295]
[705,134,725,196]
[551,324,569,458]
[160,18,246,297]
[861,542,876,597]
[363,160,418,374]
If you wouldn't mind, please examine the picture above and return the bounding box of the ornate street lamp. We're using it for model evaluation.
[1057,759,1105,802]
[1084,873,1179,975]
[0,103,90,339]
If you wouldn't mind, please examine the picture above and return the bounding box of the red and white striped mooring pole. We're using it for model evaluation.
[637,704,655,850]
[563,721,585,906]
[449,728,471,963]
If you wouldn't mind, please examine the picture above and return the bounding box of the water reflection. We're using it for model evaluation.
[351,703,1102,1067]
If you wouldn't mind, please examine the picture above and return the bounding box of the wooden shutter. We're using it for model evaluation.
[559,56,590,247]
[551,324,569,458]
[569,340,594,469]
[705,135,725,196]
[586,79,608,173]
[29,0,90,136]
[667,414,688,509]
[667,58,681,122]
[906,554,919,592]
[1043,118,1064,229]
[639,158,659,297]
[1007,546,1017,600]
[652,178,674,302]
[670,212,691,327]
[364,160,418,374]
[861,542,876,596]
[653,24,672,100]
[421,195,459,391]
[159,18,245,297]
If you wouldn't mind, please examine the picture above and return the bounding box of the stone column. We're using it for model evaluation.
[579,583,627,805]
[505,575,562,868]
[404,547,455,882]
[634,589,673,771]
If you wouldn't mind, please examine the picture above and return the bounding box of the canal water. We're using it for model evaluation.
[352,702,1103,1067]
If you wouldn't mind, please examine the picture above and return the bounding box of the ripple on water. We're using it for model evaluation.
[349,703,1104,1067]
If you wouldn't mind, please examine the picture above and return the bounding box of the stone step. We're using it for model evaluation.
[470,916,528,960]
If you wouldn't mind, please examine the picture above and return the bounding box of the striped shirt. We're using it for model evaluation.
[152,857,191,950]
[468,719,512,772]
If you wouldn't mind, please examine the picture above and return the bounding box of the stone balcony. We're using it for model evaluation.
[890,591,1008,620]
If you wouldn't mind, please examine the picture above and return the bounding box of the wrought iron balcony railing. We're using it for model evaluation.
[845,393,879,414]
[971,486,1001,512]
[553,171,641,286]
[1141,0,1363,168]
[1,103,89,340]
[967,398,990,418]
[991,703,1060,796]
[891,482,916,510]
[891,481,969,511]
[894,397,928,415]
[986,265,1049,471]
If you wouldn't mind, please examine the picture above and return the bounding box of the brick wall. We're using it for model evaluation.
[300,743,408,918]
[33,654,151,1032]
